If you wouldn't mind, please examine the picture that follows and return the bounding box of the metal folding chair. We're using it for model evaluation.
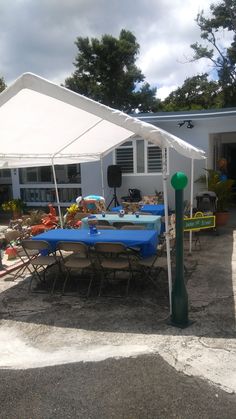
[94,242,133,297]
[97,225,116,230]
[112,221,134,229]
[4,230,37,281]
[22,239,61,293]
[121,225,145,230]
[57,241,94,297]
[137,253,167,289]
[95,219,110,226]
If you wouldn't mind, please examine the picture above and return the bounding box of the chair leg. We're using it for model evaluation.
[51,270,60,295]
[141,265,164,291]
[62,270,71,295]
[98,270,105,297]
[28,266,43,293]
[47,261,62,292]
[125,266,133,296]
[28,273,35,293]
[148,267,163,289]
[125,276,131,296]
[86,271,94,298]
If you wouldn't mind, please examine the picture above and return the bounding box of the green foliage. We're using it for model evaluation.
[195,169,235,211]
[190,0,236,107]
[2,198,26,213]
[64,29,160,113]
[0,76,6,93]
[162,74,223,111]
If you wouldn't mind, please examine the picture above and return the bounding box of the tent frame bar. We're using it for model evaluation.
[162,147,172,313]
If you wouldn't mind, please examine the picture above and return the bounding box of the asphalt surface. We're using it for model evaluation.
[0,354,236,419]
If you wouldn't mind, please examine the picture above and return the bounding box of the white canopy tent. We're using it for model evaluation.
[0,73,206,312]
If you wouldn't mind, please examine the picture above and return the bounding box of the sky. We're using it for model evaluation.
[0,0,218,100]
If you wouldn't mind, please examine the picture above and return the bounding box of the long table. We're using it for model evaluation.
[81,213,162,233]
[111,204,165,216]
[33,228,158,258]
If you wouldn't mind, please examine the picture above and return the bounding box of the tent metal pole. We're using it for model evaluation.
[205,157,208,189]
[51,159,63,228]
[100,156,105,198]
[189,158,194,254]
[162,147,172,314]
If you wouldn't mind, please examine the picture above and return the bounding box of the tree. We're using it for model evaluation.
[191,0,236,106]
[133,82,162,113]
[64,29,159,113]
[162,74,222,111]
[0,77,6,92]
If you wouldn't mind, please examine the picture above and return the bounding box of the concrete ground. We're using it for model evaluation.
[0,213,236,417]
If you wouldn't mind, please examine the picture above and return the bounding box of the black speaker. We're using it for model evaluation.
[107,165,122,188]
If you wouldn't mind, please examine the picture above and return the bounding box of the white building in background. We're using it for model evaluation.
[1,107,236,211]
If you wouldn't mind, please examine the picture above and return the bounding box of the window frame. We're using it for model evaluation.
[113,137,169,176]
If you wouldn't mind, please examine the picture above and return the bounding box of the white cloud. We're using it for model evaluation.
[0,0,228,99]
[156,85,178,101]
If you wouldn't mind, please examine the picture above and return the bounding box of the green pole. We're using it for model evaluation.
[171,172,191,328]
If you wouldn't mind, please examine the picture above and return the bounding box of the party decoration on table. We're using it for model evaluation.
[87,215,98,235]
[119,209,125,218]
[76,195,106,214]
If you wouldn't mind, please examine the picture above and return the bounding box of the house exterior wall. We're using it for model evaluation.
[106,113,236,209]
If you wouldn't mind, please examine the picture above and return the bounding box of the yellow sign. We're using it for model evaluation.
[183,215,215,231]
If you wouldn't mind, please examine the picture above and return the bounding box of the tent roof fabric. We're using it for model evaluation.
[0,73,205,168]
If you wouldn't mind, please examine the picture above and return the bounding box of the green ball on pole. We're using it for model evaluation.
[171,172,188,190]
[170,171,191,328]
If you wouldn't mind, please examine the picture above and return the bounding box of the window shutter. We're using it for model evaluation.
[147,146,162,173]
[115,146,133,173]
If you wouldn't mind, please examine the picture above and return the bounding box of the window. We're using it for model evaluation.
[136,140,145,173]
[147,143,162,173]
[27,169,37,182]
[67,164,81,183]
[115,138,164,174]
[0,169,11,178]
[20,187,82,203]
[115,141,133,173]
[19,164,81,184]
[39,166,52,182]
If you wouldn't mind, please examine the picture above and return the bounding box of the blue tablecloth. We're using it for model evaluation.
[112,204,165,216]
[81,214,162,233]
[33,228,158,258]
[140,204,165,216]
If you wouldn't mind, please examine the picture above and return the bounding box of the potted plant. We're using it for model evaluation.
[1,198,26,219]
[195,169,235,226]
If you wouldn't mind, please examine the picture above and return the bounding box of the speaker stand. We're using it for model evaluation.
[106,187,120,210]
